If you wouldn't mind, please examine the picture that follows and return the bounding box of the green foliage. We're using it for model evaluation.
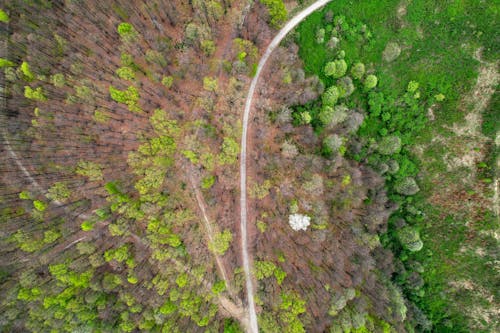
[182,150,199,164]
[394,177,420,196]
[201,40,216,57]
[116,66,135,81]
[208,229,232,255]
[33,200,47,212]
[279,291,307,332]
[0,9,9,23]
[377,135,402,155]
[109,85,141,112]
[201,175,216,189]
[20,61,34,81]
[351,62,365,80]
[76,160,104,181]
[260,0,287,28]
[117,22,138,43]
[50,73,65,87]
[0,57,15,68]
[145,49,167,67]
[46,182,70,202]
[81,220,95,231]
[19,191,31,200]
[364,74,378,90]
[249,180,272,199]
[104,244,131,263]
[219,137,239,165]
[150,108,180,136]
[324,59,347,78]
[161,75,174,88]
[322,86,340,106]
[203,76,218,92]
[175,273,188,288]
[24,86,47,101]
[398,227,423,252]
[211,280,226,295]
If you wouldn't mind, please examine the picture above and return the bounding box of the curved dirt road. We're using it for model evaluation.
[239,1,333,332]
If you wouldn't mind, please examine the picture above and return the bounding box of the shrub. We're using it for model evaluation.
[364,75,378,90]
[300,111,312,125]
[350,62,365,80]
[377,135,402,155]
[324,59,347,78]
[397,226,423,252]
[407,80,419,93]
[322,86,340,106]
[394,177,420,196]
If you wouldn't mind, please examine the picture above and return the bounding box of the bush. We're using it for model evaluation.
[394,177,420,196]
[397,226,423,252]
[162,76,174,88]
[324,59,347,78]
[201,175,216,189]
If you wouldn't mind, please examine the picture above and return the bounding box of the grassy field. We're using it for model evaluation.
[295,0,499,331]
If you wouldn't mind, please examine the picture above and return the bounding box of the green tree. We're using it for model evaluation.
[324,59,347,78]
[208,229,232,255]
[364,74,378,90]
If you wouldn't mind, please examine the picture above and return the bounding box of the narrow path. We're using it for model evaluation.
[239,1,333,332]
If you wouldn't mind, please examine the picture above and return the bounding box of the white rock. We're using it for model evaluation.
[289,214,311,231]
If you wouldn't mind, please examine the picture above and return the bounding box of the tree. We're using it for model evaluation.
[322,86,340,106]
[208,229,232,255]
[398,226,423,252]
[46,182,71,202]
[288,214,310,231]
[364,74,378,90]
[324,59,347,78]
[351,62,365,80]
[377,136,402,155]
[337,76,355,97]
[394,177,420,195]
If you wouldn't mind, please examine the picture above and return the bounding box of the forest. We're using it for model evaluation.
[0,0,498,332]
